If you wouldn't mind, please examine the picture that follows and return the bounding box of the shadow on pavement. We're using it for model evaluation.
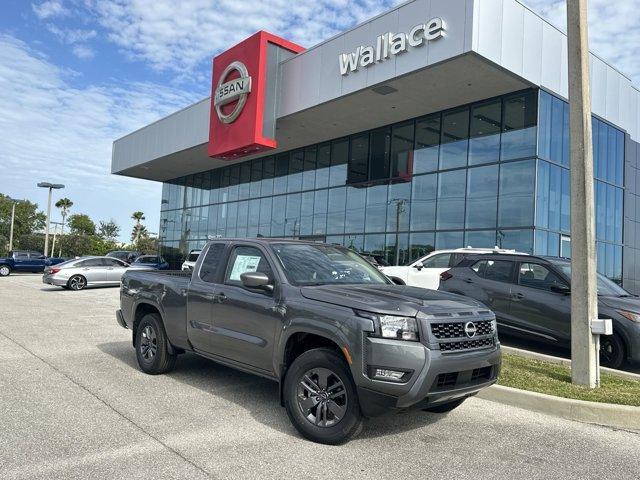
[97,340,446,441]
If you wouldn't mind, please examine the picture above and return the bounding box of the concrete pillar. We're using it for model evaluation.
[567,0,599,387]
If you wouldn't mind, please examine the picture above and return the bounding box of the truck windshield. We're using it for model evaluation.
[272,243,391,286]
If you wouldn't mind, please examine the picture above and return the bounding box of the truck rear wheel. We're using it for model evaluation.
[283,348,362,445]
[423,397,466,413]
[0,265,10,277]
[135,313,176,375]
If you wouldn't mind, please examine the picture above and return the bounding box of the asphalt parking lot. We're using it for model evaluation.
[1,274,639,479]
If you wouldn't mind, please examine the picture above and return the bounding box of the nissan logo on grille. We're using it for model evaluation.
[214,61,252,124]
[464,321,477,338]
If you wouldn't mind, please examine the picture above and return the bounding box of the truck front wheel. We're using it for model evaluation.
[283,348,362,444]
[135,313,176,375]
[0,265,10,277]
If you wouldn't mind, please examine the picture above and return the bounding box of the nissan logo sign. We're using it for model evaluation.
[214,61,252,124]
[464,321,477,338]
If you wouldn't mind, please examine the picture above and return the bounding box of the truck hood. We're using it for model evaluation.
[299,284,485,317]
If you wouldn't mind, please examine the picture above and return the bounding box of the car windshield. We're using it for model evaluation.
[136,256,157,264]
[552,261,630,297]
[272,243,390,286]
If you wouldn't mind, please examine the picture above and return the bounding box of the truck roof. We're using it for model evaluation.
[206,238,341,247]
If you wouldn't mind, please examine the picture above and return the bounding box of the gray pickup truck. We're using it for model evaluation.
[117,238,501,444]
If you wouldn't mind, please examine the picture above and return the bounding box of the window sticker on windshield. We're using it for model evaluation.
[229,255,262,281]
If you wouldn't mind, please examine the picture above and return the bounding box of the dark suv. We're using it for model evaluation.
[439,253,640,369]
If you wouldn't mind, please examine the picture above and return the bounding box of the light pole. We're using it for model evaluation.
[388,198,407,265]
[567,0,599,387]
[37,182,65,257]
[8,200,16,251]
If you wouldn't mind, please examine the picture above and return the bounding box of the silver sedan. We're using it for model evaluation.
[43,256,130,290]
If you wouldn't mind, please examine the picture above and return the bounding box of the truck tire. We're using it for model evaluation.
[283,348,362,445]
[0,265,10,277]
[423,397,466,413]
[135,313,176,375]
[67,275,87,290]
[600,332,625,369]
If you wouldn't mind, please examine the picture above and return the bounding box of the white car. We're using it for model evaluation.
[380,247,524,290]
[181,250,201,271]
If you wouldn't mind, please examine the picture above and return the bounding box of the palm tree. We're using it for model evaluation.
[131,211,146,243]
[55,198,73,256]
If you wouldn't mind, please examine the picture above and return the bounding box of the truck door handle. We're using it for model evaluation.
[214,292,227,303]
[464,278,473,284]
[513,292,524,299]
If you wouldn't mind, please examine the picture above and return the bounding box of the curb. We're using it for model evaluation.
[477,384,640,431]
[501,345,640,382]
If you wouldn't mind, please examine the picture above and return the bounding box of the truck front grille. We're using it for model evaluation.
[431,320,494,339]
[439,337,495,352]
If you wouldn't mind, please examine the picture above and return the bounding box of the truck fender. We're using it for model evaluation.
[131,299,177,355]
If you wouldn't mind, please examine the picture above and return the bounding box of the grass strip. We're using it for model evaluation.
[498,353,640,407]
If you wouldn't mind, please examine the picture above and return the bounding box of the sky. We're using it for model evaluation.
[1,0,639,243]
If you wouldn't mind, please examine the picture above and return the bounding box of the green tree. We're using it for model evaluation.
[134,236,158,254]
[131,211,146,243]
[68,213,96,236]
[0,194,46,251]
[54,197,73,257]
[98,219,120,240]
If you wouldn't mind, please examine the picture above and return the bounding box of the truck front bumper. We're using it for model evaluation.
[355,338,501,417]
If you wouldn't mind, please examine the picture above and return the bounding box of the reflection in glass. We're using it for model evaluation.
[365,184,387,232]
[410,174,436,231]
[345,186,365,234]
[465,230,496,248]
[349,133,369,184]
[369,128,391,181]
[437,170,466,229]
[465,165,498,229]
[409,232,435,261]
[436,231,463,250]
[327,187,346,234]
[440,107,469,170]
[498,160,535,227]
[502,91,537,160]
[391,121,414,178]
[469,100,501,165]
[414,114,440,174]
[330,138,348,187]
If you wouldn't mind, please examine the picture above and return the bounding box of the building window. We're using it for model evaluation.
[369,127,391,181]
[348,133,369,184]
[437,170,466,230]
[391,121,415,178]
[498,160,535,228]
[440,107,469,170]
[330,138,349,186]
[469,99,501,166]
[414,114,440,174]
[502,91,537,160]
[466,164,498,229]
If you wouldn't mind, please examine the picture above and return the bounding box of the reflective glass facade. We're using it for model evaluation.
[159,88,625,283]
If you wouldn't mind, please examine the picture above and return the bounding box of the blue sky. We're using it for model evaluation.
[1,0,639,242]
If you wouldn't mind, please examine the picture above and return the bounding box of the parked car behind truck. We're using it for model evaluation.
[43,256,129,290]
[0,250,65,277]
[117,238,501,444]
[439,253,640,369]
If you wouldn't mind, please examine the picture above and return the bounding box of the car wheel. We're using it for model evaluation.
[135,313,176,375]
[283,348,362,445]
[67,275,87,290]
[0,265,10,277]
[423,397,466,413]
[600,332,625,369]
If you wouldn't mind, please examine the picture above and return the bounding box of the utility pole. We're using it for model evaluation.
[389,198,406,265]
[8,201,16,251]
[567,0,599,387]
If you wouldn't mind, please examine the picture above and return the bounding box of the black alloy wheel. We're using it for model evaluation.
[600,333,625,369]
[284,348,362,444]
[297,367,348,427]
[135,313,177,375]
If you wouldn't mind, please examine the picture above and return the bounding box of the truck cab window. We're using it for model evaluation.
[225,246,273,285]
[200,243,226,283]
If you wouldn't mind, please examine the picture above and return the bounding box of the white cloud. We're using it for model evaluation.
[523,0,640,82]
[71,44,95,59]
[47,25,97,44]
[0,35,200,241]
[86,0,400,74]
[32,0,69,20]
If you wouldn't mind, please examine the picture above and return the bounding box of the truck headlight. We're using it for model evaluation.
[356,310,419,341]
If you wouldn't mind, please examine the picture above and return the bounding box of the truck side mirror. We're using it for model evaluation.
[550,284,570,295]
[241,272,273,292]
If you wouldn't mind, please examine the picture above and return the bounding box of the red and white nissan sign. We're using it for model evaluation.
[208,31,304,159]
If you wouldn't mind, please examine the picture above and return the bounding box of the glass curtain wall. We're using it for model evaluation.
[160,89,538,267]
[160,88,624,283]
[536,90,624,283]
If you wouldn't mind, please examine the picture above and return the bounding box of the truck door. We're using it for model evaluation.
[12,252,30,271]
[186,242,227,354]
[209,244,282,373]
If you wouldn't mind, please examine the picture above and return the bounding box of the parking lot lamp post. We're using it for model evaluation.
[8,201,16,251]
[567,0,599,387]
[37,182,65,257]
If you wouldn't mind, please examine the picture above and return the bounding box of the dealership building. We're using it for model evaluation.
[111,0,640,292]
